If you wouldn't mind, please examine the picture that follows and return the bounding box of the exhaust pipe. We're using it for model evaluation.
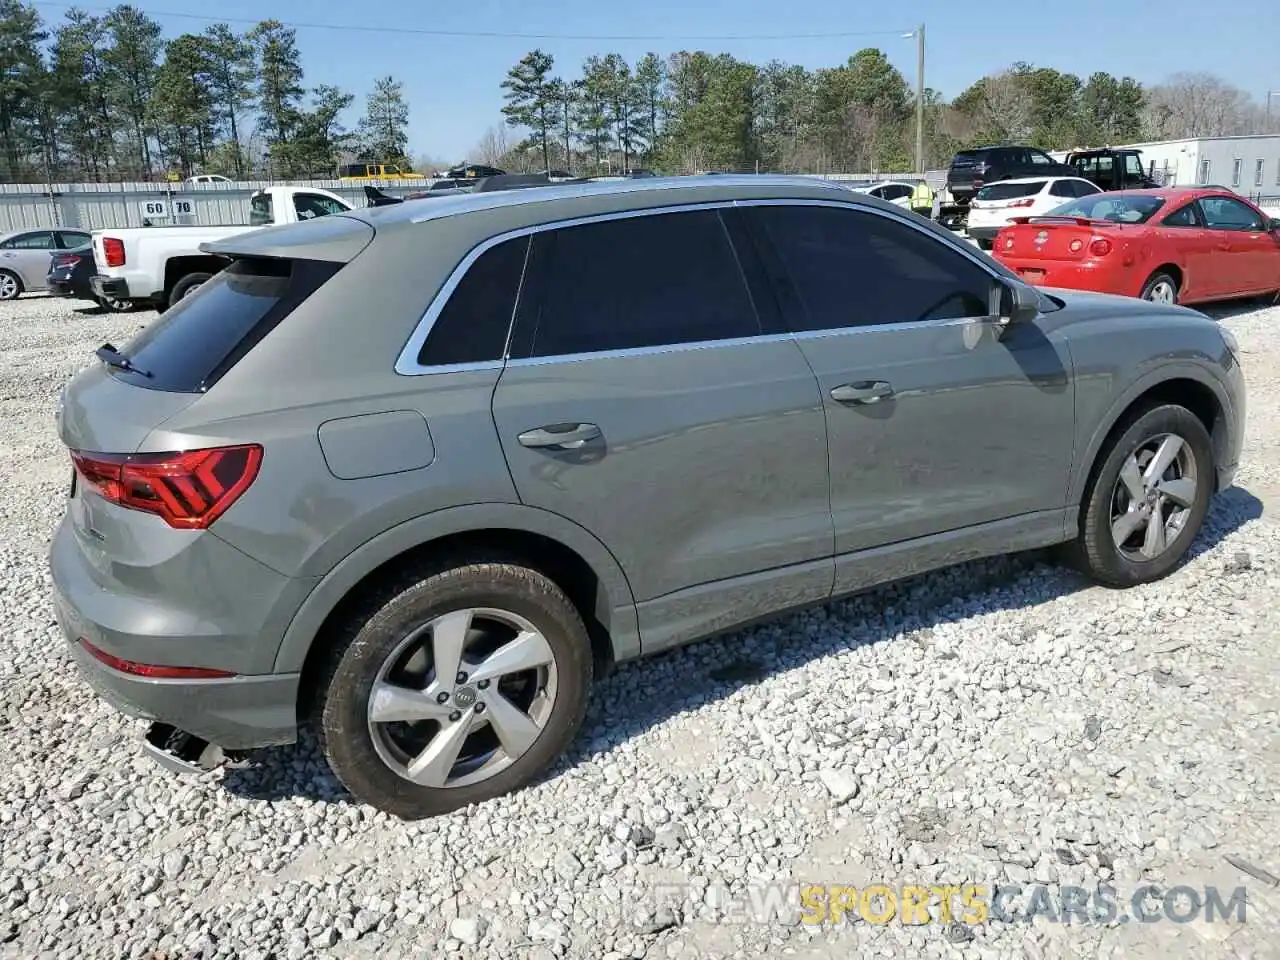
[142,722,225,775]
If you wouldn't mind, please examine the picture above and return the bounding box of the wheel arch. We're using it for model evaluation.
[162,254,225,295]
[1141,264,1183,299]
[277,503,640,711]
[1071,368,1231,518]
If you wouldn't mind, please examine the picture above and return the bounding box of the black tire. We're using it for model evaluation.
[96,295,132,313]
[168,271,213,307]
[1139,271,1179,305]
[317,559,593,819]
[1070,403,1213,587]
[0,270,22,301]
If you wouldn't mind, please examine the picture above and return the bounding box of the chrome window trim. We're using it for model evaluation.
[394,196,1008,376]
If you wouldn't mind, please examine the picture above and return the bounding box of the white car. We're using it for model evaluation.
[966,176,1101,249]
[849,180,918,207]
[186,174,232,184]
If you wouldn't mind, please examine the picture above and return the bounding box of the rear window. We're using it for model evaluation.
[952,150,993,167]
[976,181,1045,201]
[107,257,340,392]
[249,194,274,226]
[1046,194,1166,224]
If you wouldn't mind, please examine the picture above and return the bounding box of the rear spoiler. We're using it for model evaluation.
[1008,215,1111,227]
[363,185,403,207]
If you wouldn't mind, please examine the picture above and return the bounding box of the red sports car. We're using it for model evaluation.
[992,187,1280,305]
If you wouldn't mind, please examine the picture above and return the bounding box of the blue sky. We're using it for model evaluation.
[36,0,1280,161]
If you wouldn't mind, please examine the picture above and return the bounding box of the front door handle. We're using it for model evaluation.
[517,423,602,449]
[830,381,894,405]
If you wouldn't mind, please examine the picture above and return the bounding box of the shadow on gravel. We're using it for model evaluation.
[220,486,1264,808]
[1201,295,1279,321]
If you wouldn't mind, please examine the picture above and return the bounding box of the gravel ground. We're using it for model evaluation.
[1,292,1279,960]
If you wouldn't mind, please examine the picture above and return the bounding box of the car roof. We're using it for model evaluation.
[202,175,893,262]
[1085,186,1242,201]
[979,175,1090,186]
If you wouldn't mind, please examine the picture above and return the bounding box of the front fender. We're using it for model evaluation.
[271,502,641,673]
[1069,360,1236,509]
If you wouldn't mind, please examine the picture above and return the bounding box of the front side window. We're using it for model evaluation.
[1200,196,1264,231]
[417,236,529,366]
[1030,151,1055,166]
[748,204,993,331]
[1125,154,1144,178]
[515,209,761,358]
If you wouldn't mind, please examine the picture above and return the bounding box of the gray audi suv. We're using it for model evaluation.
[50,175,1245,818]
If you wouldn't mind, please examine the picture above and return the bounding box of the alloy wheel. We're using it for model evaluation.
[367,607,558,788]
[1109,433,1198,561]
[1145,279,1176,304]
[0,274,18,300]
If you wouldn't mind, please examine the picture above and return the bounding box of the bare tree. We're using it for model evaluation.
[978,72,1034,142]
[472,125,512,166]
[1143,72,1254,139]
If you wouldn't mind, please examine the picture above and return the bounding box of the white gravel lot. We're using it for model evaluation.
[1,292,1279,960]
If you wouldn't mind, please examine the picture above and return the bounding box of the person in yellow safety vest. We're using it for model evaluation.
[910,179,934,217]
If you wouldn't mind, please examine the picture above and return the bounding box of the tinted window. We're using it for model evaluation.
[1161,203,1201,227]
[1049,180,1077,198]
[109,257,341,392]
[951,149,992,168]
[515,210,761,358]
[1125,154,1144,178]
[418,236,529,366]
[1047,194,1165,224]
[750,205,992,331]
[977,181,1045,201]
[1030,151,1056,166]
[1201,196,1263,231]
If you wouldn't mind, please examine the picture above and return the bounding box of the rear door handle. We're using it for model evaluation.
[830,381,894,405]
[517,423,601,449]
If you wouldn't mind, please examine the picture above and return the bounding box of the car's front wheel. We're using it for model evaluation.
[1072,403,1213,587]
[317,559,593,819]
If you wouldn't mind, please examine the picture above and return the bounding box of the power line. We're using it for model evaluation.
[30,1,911,42]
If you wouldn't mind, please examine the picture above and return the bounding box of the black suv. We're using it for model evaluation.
[947,146,1074,205]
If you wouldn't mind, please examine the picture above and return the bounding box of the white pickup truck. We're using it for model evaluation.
[90,185,354,311]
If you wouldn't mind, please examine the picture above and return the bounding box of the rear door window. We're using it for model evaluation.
[108,257,340,392]
[510,209,764,358]
[416,236,530,366]
[249,194,274,225]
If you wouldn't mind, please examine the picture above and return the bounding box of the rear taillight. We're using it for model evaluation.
[1008,198,1035,208]
[102,237,125,267]
[79,639,235,679]
[70,444,262,529]
[53,253,81,269]
[1088,238,1113,257]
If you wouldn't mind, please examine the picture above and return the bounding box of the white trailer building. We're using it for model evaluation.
[1052,135,1280,201]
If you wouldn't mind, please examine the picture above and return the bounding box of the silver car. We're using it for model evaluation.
[0,228,93,300]
[50,176,1245,819]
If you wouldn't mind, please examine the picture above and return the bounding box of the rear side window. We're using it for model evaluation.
[417,236,529,366]
[1162,203,1201,228]
[249,194,274,226]
[748,205,993,330]
[110,257,340,392]
[977,181,1045,201]
[511,209,761,358]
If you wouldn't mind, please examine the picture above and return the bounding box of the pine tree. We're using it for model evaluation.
[249,20,303,150]
[501,50,555,172]
[0,0,47,181]
[359,75,409,163]
[202,24,255,177]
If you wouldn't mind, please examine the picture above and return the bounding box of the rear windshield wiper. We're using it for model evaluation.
[96,343,152,378]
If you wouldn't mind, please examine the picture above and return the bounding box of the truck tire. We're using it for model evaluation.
[168,272,213,308]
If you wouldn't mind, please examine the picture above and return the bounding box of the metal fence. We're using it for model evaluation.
[0,173,914,233]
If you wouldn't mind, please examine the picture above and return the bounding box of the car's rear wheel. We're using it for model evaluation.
[1071,403,1213,587]
[168,272,212,307]
[317,559,593,819]
[0,270,22,301]
[1140,272,1179,305]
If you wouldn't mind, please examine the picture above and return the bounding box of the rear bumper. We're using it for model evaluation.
[993,257,1124,295]
[48,277,97,301]
[90,275,131,300]
[48,517,301,750]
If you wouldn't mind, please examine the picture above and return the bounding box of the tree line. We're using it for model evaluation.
[491,48,1279,176]
[0,0,412,181]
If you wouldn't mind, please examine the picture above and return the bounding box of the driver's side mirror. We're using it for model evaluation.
[994,278,1040,331]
